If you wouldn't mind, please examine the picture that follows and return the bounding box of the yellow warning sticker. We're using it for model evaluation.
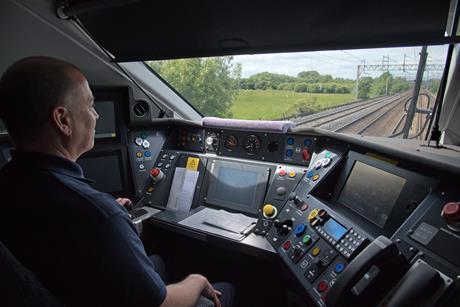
[186,157,200,171]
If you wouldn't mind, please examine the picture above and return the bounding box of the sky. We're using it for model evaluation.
[233,45,449,80]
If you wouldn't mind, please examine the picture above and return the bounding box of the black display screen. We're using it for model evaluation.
[339,161,406,228]
[206,160,269,215]
[78,154,124,195]
[94,100,117,139]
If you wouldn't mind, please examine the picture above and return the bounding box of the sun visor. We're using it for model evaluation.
[58,0,452,61]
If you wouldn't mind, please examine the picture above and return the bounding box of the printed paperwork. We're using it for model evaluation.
[179,207,257,241]
[166,167,199,212]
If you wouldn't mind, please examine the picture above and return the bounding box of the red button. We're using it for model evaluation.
[150,168,160,177]
[302,148,311,161]
[317,281,328,292]
[318,209,327,218]
[279,169,287,177]
[442,202,460,224]
[300,203,309,211]
[282,240,292,250]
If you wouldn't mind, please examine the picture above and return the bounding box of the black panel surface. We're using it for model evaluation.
[70,1,450,61]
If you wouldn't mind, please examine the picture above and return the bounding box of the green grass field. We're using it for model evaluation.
[231,90,356,120]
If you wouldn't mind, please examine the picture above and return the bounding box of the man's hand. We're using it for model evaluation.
[116,198,133,212]
[160,274,222,307]
[201,278,222,307]
[116,197,132,207]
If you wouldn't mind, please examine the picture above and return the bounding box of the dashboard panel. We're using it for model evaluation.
[2,86,459,307]
[120,118,460,306]
[122,120,460,306]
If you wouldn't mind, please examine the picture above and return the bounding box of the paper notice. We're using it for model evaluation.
[166,167,199,212]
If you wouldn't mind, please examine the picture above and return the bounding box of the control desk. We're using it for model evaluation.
[120,120,460,307]
[1,113,458,306]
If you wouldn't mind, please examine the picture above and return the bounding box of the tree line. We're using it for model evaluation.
[239,71,354,94]
[147,57,440,117]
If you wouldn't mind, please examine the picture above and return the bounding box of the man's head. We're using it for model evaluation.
[0,56,98,160]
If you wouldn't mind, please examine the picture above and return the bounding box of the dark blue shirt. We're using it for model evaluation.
[0,151,166,306]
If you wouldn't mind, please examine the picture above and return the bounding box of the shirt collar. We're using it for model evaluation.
[10,150,95,183]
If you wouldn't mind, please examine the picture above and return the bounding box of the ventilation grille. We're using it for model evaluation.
[133,101,149,117]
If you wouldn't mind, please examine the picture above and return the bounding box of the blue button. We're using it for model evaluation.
[307,171,314,178]
[286,149,293,157]
[144,151,152,157]
[335,263,345,273]
[294,224,305,236]
[304,139,312,147]
[287,137,295,145]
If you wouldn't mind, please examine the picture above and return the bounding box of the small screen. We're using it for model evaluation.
[94,101,117,139]
[339,161,406,228]
[323,218,347,241]
[78,154,123,195]
[206,160,269,215]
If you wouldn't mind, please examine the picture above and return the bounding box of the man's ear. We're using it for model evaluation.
[51,106,72,136]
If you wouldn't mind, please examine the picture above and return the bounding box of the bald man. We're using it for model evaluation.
[0,57,233,307]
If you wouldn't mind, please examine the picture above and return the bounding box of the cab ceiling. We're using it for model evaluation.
[59,0,452,61]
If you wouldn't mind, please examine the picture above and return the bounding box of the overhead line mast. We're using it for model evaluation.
[355,59,444,99]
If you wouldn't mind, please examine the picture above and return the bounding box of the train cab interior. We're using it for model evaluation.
[1,0,460,306]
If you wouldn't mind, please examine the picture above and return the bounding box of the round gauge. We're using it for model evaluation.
[243,134,261,155]
[224,135,238,151]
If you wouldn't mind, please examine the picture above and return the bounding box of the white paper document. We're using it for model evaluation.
[179,207,257,241]
[166,167,199,212]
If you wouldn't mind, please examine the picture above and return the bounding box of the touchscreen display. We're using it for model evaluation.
[213,166,260,207]
[206,160,269,215]
[339,161,406,228]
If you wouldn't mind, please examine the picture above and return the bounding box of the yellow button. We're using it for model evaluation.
[136,152,143,158]
[289,171,296,178]
[311,247,321,257]
[147,186,154,193]
[308,209,319,221]
[312,174,320,181]
[263,204,277,218]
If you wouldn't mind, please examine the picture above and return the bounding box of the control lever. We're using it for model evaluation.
[125,196,146,219]
[385,260,445,307]
[288,192,301,205]
[327,236,403,307]
[273,219,293,235]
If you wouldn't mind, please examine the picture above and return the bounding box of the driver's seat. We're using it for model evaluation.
[0,240,63,306]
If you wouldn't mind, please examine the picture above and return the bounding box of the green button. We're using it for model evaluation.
[302,235,311,244]
[141,133,148,139]
[325,151,331,158]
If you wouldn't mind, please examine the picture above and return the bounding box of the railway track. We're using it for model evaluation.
[336,94,408,134]
[294,95,390,128]
[294,90,433,138]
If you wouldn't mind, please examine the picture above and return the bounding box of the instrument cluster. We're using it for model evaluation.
[204,129,316,167]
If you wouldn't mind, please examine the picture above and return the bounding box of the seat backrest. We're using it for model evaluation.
[0,241,64,307]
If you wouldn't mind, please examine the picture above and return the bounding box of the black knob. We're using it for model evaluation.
[315,258,325,267]
[124,201,133,212]
[293,246,302,256]
[275,219,293,235]
[289,192,301,205]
